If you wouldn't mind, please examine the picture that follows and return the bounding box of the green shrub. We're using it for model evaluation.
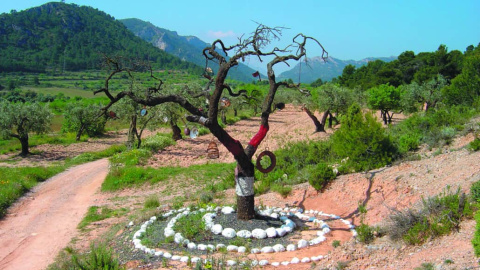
[330,104,397,171]
[469,137,480,152]
[141,133,175,152]
[308,163,336,191]
[172,210,211,242]
[110,148,151,166]
[388,187,471,245]
[356,223,375,244]
[144,195,160,209]
[48,243,124,270]
[471,181,480,203]
[472,211,480,257]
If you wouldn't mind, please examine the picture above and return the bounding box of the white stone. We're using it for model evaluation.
[187,242,196,249]
[174,233,184,244]
[221,206,235,214]
[163,252,172,259]
[251,248,260,254]
[237,230,252,238]
[227,260,237,266]
[150,216,157,221]
[191,257,201,263]
[271,262,280,266]
[227,245,238,252]
[132,239,141,245]
[272,244,285,252]
[197,244,207,251]
[171,255,181,261]
[311,256,319,261]
[252,228,267,239]
[211,224,223,234]
[322,227,331,234]
[301,257,311,263]
[281,261,290,266]
[258,260,269,266]
[352,230,358,237]
[261,246,274,253]
[164,228,175,237]
[180,256,189,263]
[222,228,236,238]
[128,221,134,227]
[216,244,226,250]
[298,239,309,248]
[154,251,163,256]
[275,228,287,237]
[207,244,215,251]
[266,227,277,238]
[270,213,279,219]
[238,246,247,253]
[286,244,297,251]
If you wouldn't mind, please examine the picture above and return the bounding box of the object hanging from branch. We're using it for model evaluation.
[252,71,261,81]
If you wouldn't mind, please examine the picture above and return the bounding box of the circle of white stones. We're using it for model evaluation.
[131,206,357,267]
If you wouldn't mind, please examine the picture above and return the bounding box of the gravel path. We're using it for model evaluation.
[0,159,109,270]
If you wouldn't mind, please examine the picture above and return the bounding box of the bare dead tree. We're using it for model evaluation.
[94,24,327,220]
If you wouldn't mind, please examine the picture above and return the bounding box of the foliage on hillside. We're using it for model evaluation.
[0,2,201,73]
[335,44,477,91]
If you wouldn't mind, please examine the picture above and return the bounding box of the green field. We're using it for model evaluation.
[21,86,96,99]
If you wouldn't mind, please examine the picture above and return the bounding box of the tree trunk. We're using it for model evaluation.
[19,135,29,157]
[126,115,137,150]
[303,107,325,132]
[381,110,388,125]
[221,110,227,125]
[170,120,182,141]
[235,165,256,220]
[76,124,85,141]
[234,108,238,117]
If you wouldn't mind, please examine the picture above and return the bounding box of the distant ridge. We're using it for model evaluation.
[0,2,201,73]
[277,56,397,83]
[121,18,260,82]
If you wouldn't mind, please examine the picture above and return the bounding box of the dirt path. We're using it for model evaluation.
[0,158,109,270]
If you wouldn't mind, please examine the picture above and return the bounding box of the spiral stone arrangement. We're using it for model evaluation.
[131,205,357,267]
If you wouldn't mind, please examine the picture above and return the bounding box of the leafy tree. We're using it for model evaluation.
[367,84,403,124]
[0,101,52,156]
[95,24,327,220]
[310,78,324,87]
[306,83,357,132]
[62,102,106,141]
[443,49,480,106]
[330,103,397,171]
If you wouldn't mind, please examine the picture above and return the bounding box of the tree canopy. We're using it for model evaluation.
[0,101,52,156]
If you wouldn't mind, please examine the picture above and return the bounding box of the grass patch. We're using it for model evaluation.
[77,206,128,230]
[387,187,472,245]
[144,195,160,209]
[0,165,65,219]
[0,144,124,219]
[47,243,124,270]
[103,162,235,191]
[172,210,212,242]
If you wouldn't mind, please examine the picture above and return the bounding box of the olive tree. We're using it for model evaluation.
[94,24,327,220]
[62,102,106,141]
[0,101,52,156]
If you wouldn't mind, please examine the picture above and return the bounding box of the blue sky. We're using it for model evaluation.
[2,0,479,70]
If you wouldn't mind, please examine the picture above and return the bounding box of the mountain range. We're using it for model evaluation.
[0,2,396,83]
[277,56,397,83]
[120,18,260,82]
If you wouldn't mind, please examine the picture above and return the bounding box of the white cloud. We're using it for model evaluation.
[207,30,237,39]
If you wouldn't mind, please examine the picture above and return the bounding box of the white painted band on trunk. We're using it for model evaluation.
[235,177,254,197]
[199,117,208,125]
